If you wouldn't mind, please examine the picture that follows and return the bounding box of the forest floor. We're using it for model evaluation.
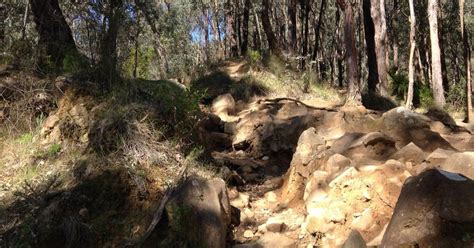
[1,61,474,247]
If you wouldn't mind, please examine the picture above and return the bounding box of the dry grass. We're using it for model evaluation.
[0,70,57,137]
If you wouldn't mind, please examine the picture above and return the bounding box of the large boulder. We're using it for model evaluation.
[331,132,397,164]
[381,107,455,152]
[389,142,426,164]
[381,169,474,247]
[440,152,474,179]
[164,176,232,248]
[232,101,321,157]
[280,128,325,204]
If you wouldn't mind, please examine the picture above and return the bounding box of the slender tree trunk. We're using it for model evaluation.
[301,0,310,68]
[21,2,29,40]
[226,0,238,57]
[363,0,378,93]
[370,0,389,96]
[236,0,242,54]
[312,0,326,61]
[460,0,473,122]
[288,0,297,52]
[428,0,446,106]
[29,0,77,70]
[438,5,449,92]
[252,4,262,50]
[0,3,5,45]
[338,0,361,103]
[391,0,399,69]
[133,13,140,78]
[241,0,251,55]
[262,0,281,54]
[406,0,416,108]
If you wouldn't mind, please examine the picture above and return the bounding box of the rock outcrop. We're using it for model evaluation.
[164,176,232,248]
[382,169,474,247]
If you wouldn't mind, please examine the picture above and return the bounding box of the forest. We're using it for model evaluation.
[1,0,474,247]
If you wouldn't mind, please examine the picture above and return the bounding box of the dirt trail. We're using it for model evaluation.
[202,84,474,247]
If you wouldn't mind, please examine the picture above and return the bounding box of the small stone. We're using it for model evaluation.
[244,230,254,238]
[265,191,278,203]
[79,208,89,219]
[351,208,374,231]
[326,154,352,173]
[244,208,254,218]
[326,206,346,223]
[258,223,268,233]
[242,165,253,173]
[231,192,250,208]
[266,217,284,232]
[362,191,371,201]
[304,207,332,233]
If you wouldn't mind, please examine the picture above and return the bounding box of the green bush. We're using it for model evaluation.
[247,49,262,65]
[122,47,155,78]
[446,81,466,112]
[418,84,434,108]
[389,71,409,101]
[62,49,89,74]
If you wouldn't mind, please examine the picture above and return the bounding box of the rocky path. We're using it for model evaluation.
[200,93,474,247]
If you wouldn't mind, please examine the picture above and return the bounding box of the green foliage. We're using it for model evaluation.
[419,84,434,108]
[186,145,205,161]
[16,133,33,145]
[446,81,466,112]
[62,49,89,74]
[122,47,155,78]
[135,79,205,135]
[35,143,62,159]
[247,49,262,65]
[389,70,409,101]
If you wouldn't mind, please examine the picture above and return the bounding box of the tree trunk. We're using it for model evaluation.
[363,0,378,93]
[262,0,281,54]
[428,0,446,106]
[236,0,242,54]
[288,0,297,52]
[312,0,326,61]
[97,0,124,90]
[133,12,140,78]
[301,0,310,68]
[0,3,5,45]
[252,4,262,50]
[438,6,449,92]
[391,0,399,69]
[338,0,361,104]
[226,0,238,57]
[406,0,416,108]
[370,0,389,96]
[29,0,77,70]
[460,0,473,122]
[241,0,251,55]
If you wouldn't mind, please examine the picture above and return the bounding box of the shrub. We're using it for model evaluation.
[389,70,408,101]
[418,84,435,108]
[62,49,89,75]
[446,81,466,112]
[247,49,262,66]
